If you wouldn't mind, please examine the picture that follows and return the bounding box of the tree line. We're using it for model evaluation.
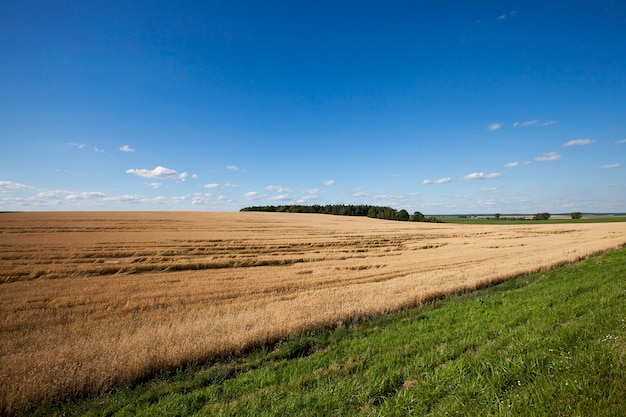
[240,204,440,222]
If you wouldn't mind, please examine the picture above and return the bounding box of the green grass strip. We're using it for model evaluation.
[32,246,626,416]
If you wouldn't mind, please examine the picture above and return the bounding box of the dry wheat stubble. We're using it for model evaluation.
[1,211,626,413]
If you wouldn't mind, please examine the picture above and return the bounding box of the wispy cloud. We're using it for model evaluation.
[226,165,240,171]
[488,123,503,131]
[189,193,214,205]
[66,191,107,200]
[497,11,517,20]
[120,145,135,152]
[422,177,452,185]
[269,194,291,202]
[463,172,503,180]
[482,187,498,192]
[373,194,404,202]
[126,166,188,180]
[616,138,626,144]
[204,182,237,189]
[504,161,519,168]
[68,142,87,149]
[563,139,593,147]
[323,180,335,186]
[94,147,104,153]
[297,188,321,203]
[266,185,293,193]
[148,182,163,189]
[36,190,70,198]
[514,120,556,127]
[0,180,33,190]
[244,191,264,200]
[535,152,561,162]
[601,163,620,169]
[352,187,369,197]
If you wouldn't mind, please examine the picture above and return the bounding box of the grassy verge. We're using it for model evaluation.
[31,246,626,416]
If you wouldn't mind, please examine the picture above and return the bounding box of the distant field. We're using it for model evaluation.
[440,215,626,225]
[1,212,626,414]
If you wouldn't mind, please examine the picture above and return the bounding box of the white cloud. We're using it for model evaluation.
[616,138,626,144]
[482,187,498,192]
[497,14,507,19]
[119,145,135,152]
[126,166,188,180]
[94,147,104,153]
[149,182,163,189]
[601,163,620,169]
[463,172,503,180]
[563,139,593,147]
[269,194,291,202]
[504,161,519,168]
[66,191,106,200]
[0,181,32,190]
[68,142,87,149]
[226,165,240,171]
[422,177,452,185]
[244,191,264,200]
[296,189,321,203]
[373,194,404,201]
[488,123,503,131]
[266,185,293,193]
[515,120,557,127]
[351,187,368,197]
[190,193,213,205]
[37,190,69,198]
[535,152,561,162]
[323,180,335,186]
[205,182,237,189]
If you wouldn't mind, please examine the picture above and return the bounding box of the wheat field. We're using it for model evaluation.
[1,211,626,414]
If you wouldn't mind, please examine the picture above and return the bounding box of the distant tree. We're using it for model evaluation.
[425,216,443,223]
[240,204,426,223]
[571,212,583,219]
[412,211,425,222]
[533,212,551,221]
[494,213,500,220]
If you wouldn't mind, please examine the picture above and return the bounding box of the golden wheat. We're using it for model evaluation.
[1,211,625,414]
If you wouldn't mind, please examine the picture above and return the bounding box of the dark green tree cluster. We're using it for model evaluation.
[241,205,431,222]
[533,212,551,220]
[570,212,583,219]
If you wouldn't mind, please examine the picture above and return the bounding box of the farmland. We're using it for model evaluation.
[1,211,626,414]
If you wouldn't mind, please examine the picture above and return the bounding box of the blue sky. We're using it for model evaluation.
[1,1,625,213]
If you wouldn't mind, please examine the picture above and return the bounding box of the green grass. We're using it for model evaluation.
[30,246,626,417]
[440,216,626,225]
